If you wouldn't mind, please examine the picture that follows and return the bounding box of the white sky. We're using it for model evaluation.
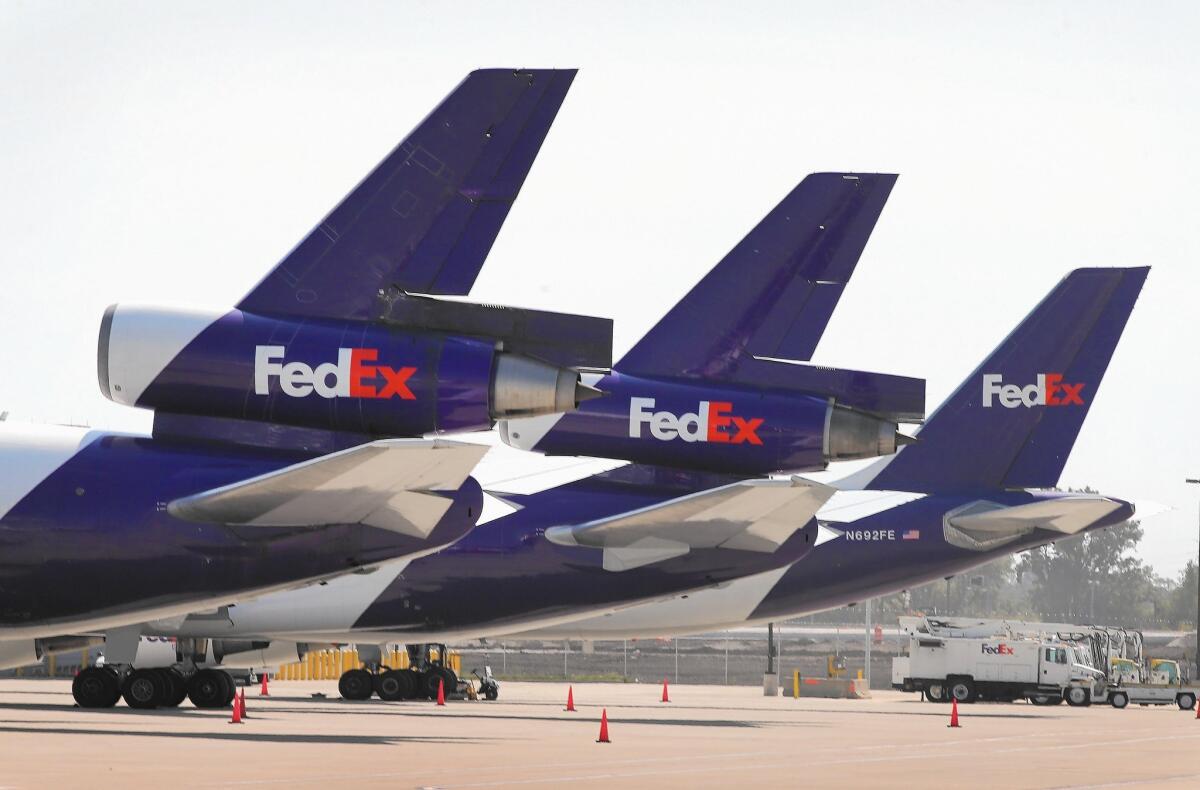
[1,1,1197,576]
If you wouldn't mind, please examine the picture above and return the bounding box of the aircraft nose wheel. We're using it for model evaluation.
[72,667,121,708]
[339,668,375,701]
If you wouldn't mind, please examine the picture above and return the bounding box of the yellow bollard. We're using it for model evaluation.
[47,654,56,678]
[794,671,800,699]
[857,669,863,680]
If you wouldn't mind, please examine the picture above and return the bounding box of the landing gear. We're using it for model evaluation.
[424,666,458,699]
[188,668,234,709]
[335,643,462,702]
[338,668,375,701]
[159,668,189,707]
[73,666,121,708]
[122,667,169,709]
[375,669,414,701]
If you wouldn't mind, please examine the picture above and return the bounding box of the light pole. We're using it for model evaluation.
[1186,479,1200,680]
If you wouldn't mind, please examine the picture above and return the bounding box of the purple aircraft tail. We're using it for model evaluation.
[615,172,922,421]
[237,68,576,322]
[867,267,1148,492]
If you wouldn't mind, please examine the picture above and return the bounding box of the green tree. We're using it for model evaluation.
[1015,519,1170,625]
[1165,561,1198,629]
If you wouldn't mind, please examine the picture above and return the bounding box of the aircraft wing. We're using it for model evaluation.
[168,439,487,538]
[544,477,834,571]
[946,495,1129,536]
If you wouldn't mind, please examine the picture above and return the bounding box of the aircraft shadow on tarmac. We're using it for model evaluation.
[0,723,493,745]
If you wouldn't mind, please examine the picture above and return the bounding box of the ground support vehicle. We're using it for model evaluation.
[892,634,1103,705]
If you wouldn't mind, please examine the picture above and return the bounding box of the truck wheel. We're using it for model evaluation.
[1065,686,1090,707]
[927,683,948,703]
[1177,693,1196,710]
[949,680,976,704]
[1110,692,1129,709]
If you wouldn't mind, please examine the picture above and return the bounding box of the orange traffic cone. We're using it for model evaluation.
[948,697,961,728]
[229,693,242,725]
[661,677,670,703]
[436,677,446,706]
[596,708,610,743]
[1194,699,1199,720]
[260,672,269,696]
[566,686,576,712]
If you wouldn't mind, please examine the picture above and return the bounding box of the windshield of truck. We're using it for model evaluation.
[1151,660,1179,683]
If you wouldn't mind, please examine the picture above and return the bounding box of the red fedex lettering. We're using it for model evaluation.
[378,366,417,399]
[350,348,379,397]
[706,401,733,443]
[731,416,764,445]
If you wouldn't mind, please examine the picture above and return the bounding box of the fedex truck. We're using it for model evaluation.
[892,633,1103,705]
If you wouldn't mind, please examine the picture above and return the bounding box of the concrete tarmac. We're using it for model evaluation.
[1,679,1199,788]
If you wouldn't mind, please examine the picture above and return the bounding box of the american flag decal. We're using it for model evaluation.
[901,529,920,540]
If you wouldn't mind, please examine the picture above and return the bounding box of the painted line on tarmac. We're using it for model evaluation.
[1045,774,1200,789]
[412,731,1200,788]
[201,729,1081,787]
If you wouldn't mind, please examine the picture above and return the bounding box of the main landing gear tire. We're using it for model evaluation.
[220,671,237,706]
[73,667,121,709]
[339,669,375,701]
[188,669,232,709]
[122,668,168,709]
[1064,686,1091,707]
[375,669,413,702]
[423,667,458,700]
[401,669,422,700]
[159,668,188,708]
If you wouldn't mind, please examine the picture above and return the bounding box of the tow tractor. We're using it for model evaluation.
[1094,657,1198,710]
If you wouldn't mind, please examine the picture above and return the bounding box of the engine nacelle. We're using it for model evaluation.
[499,370,907,475]
[211,639,303,670]
[0,640,39,671]
[98,305,599,436]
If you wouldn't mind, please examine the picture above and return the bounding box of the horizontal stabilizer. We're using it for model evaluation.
[168,439,488,538]
[740,358,924,423]
[545,477,834,571]
[377,292,612,370]
[942,495,1131,551]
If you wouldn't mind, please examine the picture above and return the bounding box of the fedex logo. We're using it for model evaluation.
[981,643,1015,656]
[628,397,763,444]
[981,373,1084,408]
[254,345,416,399]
